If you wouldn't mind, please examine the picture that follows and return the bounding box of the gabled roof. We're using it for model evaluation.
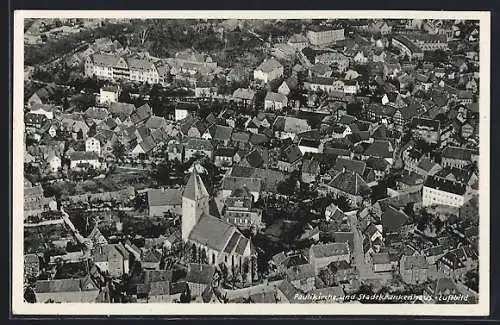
[265,92,287,104]
[189,214,238,252]
[130,104,152,125]
[381,206,409,233]
[442,146,473,161]
[281,144,303,164]
[233,88,255,101]
[211,125,233,141]
[148,188,182,207]
[310,242,350,258]
[35,276,97,293]
[364,140,393,159]
[222,176,262,193]
[256,58,283,72]
[109,102,135,118]
[334,158,366,175]
[286,263,315,281]
[273,116,311,134]
[424,175,467,195]
[328,170,371,196]
[244,149,264,168]
[185,138,213,151]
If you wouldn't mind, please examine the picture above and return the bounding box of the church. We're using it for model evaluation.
[181,167,255,279]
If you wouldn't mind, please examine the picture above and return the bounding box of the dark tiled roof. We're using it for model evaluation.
[189,215,236,252]
[424,175,466,195]
[311,243,349,258]
[328,170,371,196]
[381,206,409,233]
[334,158,366,175]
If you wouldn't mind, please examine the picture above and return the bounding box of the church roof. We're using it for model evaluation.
[188,214,236,252]
[182,167,209,201]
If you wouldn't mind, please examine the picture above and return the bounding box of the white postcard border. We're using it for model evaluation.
[12,10,491,316]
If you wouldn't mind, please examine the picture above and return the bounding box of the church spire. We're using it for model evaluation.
[183,164,209,201]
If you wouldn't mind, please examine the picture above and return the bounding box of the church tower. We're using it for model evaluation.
[181,166,210,241]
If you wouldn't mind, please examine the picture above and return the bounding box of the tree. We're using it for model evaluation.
[179,285,191,303]
[154,161,172,186]
[118,88,132,103]
[318,267,336,287]
[112,141,125,161]
[346,102,363,117]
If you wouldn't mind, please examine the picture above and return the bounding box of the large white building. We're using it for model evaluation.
[85,54,160,84]
[306,28,345,46]
[422,176,466,208]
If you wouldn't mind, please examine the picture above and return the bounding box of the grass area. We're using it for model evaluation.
[44,169,154,199]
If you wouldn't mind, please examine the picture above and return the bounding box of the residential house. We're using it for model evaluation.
[309,243,351,274]
[301,158,320,183]
[309,63,333,78]
[441,146,473,169]
[315,52,350,73]
[371,252,393,273]
[326,170,371,206]
[277,144,303,173]
[298,138,321,155]
[184,138,214,161]
[141,249,162,270]
[264,92,288,111]
[287,34,309,50]
[278,80,291,96]
[68,151,101,170]
[29,103,56,120]
[194,81,216,98]
[437,246,478,280]
[304,76,337,94]
[85,54,159,84]
[130,103,153,126]
[273,116,311,141]
[362,140,395,164]
[214,147,237,169]
[343,80,359,95]
[286,264,316,293]
[175,102,199,121]
[27,83,57,107]
[400,255,430,284]
[93,243,130,278]
[34,276,100,303]
[410,117,440,144]
[223,189,263,230]
[98,85,120,106]
[232,88,255,107]
[186,263,216,299]
[253,58,283,84]
[221,176,262,202]
[381,205,410,236]
[85,136,101,156]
